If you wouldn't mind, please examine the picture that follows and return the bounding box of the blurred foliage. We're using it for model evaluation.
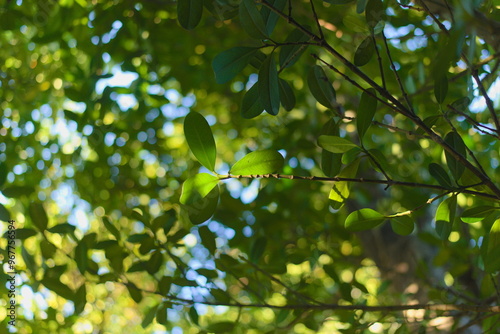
[0,0,499,333]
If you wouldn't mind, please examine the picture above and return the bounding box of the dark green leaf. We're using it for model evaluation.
[230,149,284,175]
[461,206,498,223]
[324,0,356,4]
[102,216,121,240]
[321,119,342,177]
[345,208,385,231]
[318,135,359,153]
[484,219,500,273]
[365,0,385,29]
[260,0,287,35]
[0,162,7,188]
[29,202,48,231]
[22,246,37,274]
[142,304,159,328]
[444,132,466,181]
[279,28,309,68]
[159,276,172,295]
[259,54,280,116]
[40,239,57,259]
[212,47,258,84]
[75,241,88,274]
[1,186,35,198]
[278,78,295,111]
[354,36,375,66]
[7,228,37,240]
[242,83,265,119]
[196,268,219,279]
[357,0,369,13]
[146,250,163,275]
[177,0,203,30]
[199,225,217,255]
[180,173,219,205]
[74,284,87,315]
[357,88,377,141]
[389,215,414,236]
[183,184,219,225]
[47,223,76,235]
[250,236,267,262]
[239,0,268,39]
[435,196,457,240]
[450,97,470,112]
[206,321,235,333]
[428,163,453,188]
[127,283,143,303]
[41,277,74,300]
[189,306,199,325]
[0,203,10,222]
[308,65,336,109]
[434,73,448,104]
[184,111,217,171]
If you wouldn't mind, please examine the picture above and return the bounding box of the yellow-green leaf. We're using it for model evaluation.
[184,111,217,171]
[180,173,219,205]
[230,150,284,175]
[345,208,385,231]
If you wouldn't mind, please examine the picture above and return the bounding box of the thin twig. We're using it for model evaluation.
[309,0,324,40]
[372,33,386,90]
[471,69,500,135]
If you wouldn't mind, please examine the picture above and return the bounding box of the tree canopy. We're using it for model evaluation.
[1,0,500,333]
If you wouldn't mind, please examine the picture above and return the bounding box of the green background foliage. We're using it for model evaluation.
[0,0,499,333]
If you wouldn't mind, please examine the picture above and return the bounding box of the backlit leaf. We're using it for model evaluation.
[461,206,498,223]
[389,215,414,236]
[230,150,284,175]
[329,158,360,208]
[180,173,219,205]
[318,135,359,153]
[484,219,500,273]
[321,119,342,177]
[259,54,280,115]
[345,208,385,231]
[435,195,457,240]
[184,111,217,171]
[183,185,219,224]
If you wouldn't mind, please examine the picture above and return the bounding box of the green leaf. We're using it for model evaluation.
[365,0,385,29]
[102,216,121,240]
[278,78,295,111]
[259,54,280,116]
[324,0,356,4]
[239,0,268,39]
[74,284,87,315]
[184,184,219,225]
[127,282,143,304]
[329,158,360,208]
[279,28,309,68]
[242,84,264,119]
[0,162,7,188]
[184,111,217,171]
[318,135,359,153]
[75,241,88,274]
[29,202,48,231]
[321,120,342,177]
[435,196,457,240]
[159,276,172,295]
[250,236,267,262]
[206,321,236,333]
[1,185,35,198]
[345,208,385,231]
[308,65,336,109]
[461,206,498,223]
[41,277,74,300]
[0,203,10,222]
[357,0,369,13]
[428,163,453,188]
[450,96,470,112]
[389,215,414,236]
[142,304,159,329]
[177,0,203,30]
[146,250,163,275]
[354,36,375,66]
[434,73,448,104]
[156,302,169,325]
[6,228,37,240]
[230,149,284,175]
[484,219,500,273]
[189,306,199,325]
[212,47,258,84]
[47,223,76,235]
[260,0,287,35]
[357,88,377,141]
[444,132,466,182]
[180,173,219,205]
[199,225,217,255]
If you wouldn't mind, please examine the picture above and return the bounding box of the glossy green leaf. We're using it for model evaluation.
[239,0,268,39]
[212,47,258,84]
[278,78,295,111]
[184,111,217,171]
[365,0,385,29]
[435,196,457,240]
[261,0,287,35]
[230,149,284,175]
[389,215,414,236]
[321,119,342,177]
[434,73,448,104]
[29,202,48,231]
[345,208,385,231]
[259,54,280,116]
[444,132,466,181]
[318,135,359,153]
[177,0,203,30]
[329,158,360,208]
[242,84,264,119]
[461,206,498,223]
[428,163,453,188]
[357,88,377,141]
[484,219,500,273]
[308,65,336,109]
[180,173,219,205]
[183,184,219,224]
[279,28,309,68]
[0,203,10,222]
[354,36,375,66]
